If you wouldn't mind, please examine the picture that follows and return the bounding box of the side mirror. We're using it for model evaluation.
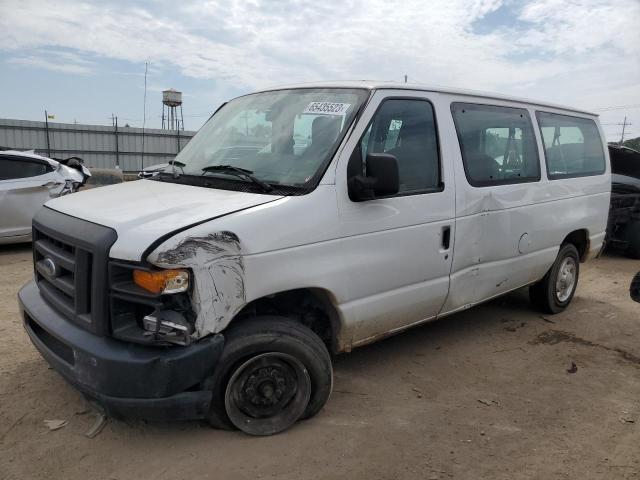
[349,153,400,201]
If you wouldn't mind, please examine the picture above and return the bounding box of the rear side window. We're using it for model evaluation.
[0,157,52,181]
[536,112,606,179]
[451,103,540,187]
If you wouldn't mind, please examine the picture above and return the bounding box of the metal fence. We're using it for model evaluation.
[0,118,197,171]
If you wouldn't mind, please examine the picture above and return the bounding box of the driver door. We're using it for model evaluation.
[334,90,455,347]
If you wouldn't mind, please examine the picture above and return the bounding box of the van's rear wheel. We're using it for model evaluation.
[530,243,580,314]
[205,316,333,436]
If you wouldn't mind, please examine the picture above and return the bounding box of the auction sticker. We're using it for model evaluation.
[303,102,351,115]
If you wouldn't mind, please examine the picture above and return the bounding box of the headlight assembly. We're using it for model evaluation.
[133,269,190,295]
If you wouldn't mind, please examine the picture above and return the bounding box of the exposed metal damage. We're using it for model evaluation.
[150,231,246,338]
[155,231,241,265]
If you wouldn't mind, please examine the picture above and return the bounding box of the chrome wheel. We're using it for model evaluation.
[224,352,311,436]
[555,257,577,302]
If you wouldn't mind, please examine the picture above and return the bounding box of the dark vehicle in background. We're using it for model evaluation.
[607,145,640,257]
[631,271,640,302]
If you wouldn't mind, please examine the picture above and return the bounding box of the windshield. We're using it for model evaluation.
[169,88,368,189]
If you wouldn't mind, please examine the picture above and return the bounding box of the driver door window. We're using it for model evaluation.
[359,99,440,194]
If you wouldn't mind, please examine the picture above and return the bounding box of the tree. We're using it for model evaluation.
[623,136,640,152]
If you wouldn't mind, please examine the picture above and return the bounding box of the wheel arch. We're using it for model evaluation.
[561,229,590,262]
[230,287,345,354]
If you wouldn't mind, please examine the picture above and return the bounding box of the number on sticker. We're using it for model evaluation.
[303,102,351,115]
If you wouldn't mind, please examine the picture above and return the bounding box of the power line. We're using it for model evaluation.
[594,103,640,112]
[183,112,213,118]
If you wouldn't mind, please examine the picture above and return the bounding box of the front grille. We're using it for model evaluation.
[32,208,117,336]
[34,228,94,330]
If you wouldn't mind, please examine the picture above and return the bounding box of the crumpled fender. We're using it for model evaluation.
[148,231,245,338]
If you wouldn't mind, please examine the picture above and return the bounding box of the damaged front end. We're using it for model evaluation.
[109,262,197,346]
[107,227,247,346]
[20,207,225,421]
[145,231,247,342]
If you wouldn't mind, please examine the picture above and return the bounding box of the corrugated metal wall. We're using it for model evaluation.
[0,118,197,171]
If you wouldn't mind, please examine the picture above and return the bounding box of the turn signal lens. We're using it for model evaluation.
[133,269,190,295]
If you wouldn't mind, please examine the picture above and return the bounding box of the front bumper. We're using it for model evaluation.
[19,280,224,421]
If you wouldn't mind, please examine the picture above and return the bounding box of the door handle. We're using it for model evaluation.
[441,225,451,250]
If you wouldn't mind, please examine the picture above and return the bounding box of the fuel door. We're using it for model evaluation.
[518,232,531,254]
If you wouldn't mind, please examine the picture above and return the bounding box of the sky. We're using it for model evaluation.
[0,0,639,141]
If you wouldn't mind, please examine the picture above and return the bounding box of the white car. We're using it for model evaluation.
[18,82,610,435]
[0,150,90,244]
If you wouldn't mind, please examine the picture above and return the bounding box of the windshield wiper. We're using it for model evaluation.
[201,164,273,192]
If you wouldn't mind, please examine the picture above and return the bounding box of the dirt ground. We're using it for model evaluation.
[1,243,639,480]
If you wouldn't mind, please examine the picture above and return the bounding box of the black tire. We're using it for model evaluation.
[204,316,333,435]
[530,243,580,314]
[623,221,640,259]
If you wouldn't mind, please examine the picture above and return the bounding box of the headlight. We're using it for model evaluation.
[133,269,190,294]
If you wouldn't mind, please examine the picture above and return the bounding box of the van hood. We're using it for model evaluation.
[45,179,282,261]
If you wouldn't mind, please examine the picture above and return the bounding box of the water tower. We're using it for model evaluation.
[162,88,184,130]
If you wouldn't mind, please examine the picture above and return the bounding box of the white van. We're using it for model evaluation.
[19,82,610,435]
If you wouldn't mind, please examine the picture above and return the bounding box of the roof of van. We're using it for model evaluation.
[255,81,597,117]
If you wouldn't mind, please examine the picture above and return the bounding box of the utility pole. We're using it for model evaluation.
[141,61,148,171]
[114,116,120,169]
[620,116,628,145]
[176,124,181,155]
[44,110,51,158]
[603,118,633,145]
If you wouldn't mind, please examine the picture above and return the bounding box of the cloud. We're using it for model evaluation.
[518,0,639,56]
[0,0,638,127]
[6,49,95,75]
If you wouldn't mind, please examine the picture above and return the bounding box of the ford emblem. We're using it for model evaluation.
[41,257,61,278]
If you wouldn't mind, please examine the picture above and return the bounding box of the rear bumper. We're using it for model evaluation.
[19,280,224,421]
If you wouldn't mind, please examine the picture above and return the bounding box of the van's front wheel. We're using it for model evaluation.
[530,243,580,314]
[204,316,333,436]
[224,351,311,435]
